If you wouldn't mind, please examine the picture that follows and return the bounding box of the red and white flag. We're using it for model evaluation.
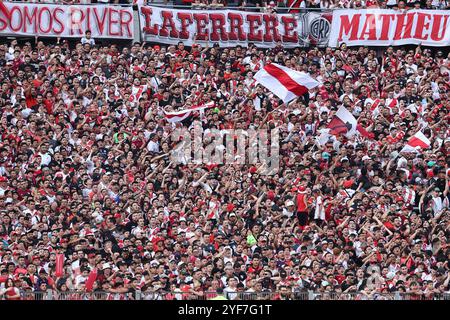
[164,101,215,123]
[400,131,431,153]
[254,63,319,103]
[327,106,373,139]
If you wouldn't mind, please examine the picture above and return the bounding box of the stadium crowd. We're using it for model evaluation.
[0,32,449,300]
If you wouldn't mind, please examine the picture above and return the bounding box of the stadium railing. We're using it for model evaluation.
[8,290,450,300]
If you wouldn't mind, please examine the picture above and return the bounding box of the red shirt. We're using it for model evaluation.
[296,192,308,212]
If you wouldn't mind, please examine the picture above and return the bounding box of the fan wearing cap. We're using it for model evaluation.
[282,199,296,218]
[429,184,449,216]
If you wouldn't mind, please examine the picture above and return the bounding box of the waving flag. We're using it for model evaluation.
[327,106,357,136]
[254,63,319,103]
[400,131,431,153]
[163,101,215,123]
[328,106,373,139]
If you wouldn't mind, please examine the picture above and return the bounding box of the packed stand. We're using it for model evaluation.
[0,35,449,300]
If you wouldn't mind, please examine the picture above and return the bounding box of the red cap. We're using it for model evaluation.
[267,190,275,200]
[181,285,191,292]
[0,176,7,182]
[343,180,354,188]
[226,203,235,212]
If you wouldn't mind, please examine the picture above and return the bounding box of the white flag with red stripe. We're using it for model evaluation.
[254,63,319,103]
[400,131,431,153]
[164,102,215,123]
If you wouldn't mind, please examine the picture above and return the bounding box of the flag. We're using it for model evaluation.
[85,268,98,292]
[0,0,10,20]
[327,106,373,139]
[400,131,431,153]
[55,253,64,277]
[164,101,215,123]
[356,124,374,139]
[254,63,319,103]
[327,106,357,137]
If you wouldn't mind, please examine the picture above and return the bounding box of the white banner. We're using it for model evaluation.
[0,3,134,39]
[138,5,331,48]
[329,9,450,47]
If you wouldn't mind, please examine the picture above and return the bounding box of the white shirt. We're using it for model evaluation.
[81,37,95,46]
[38,153,52,166]
[147,140,159,153]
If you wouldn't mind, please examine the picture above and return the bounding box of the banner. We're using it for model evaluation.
[329,9,450,47]
[138,5,331,48]
[0,3,134,38]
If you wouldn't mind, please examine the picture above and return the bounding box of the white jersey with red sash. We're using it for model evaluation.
[206,200,220,220]
[386,98,398,108]
[229,79,239,96]
[403,186,416,206]
[130,85,148,104]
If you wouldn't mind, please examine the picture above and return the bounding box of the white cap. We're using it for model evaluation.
[285,200,295,207]
[150,260,160,266]
[362,155,371,161]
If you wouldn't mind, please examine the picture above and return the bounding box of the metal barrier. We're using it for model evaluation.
[4,290,449,300]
